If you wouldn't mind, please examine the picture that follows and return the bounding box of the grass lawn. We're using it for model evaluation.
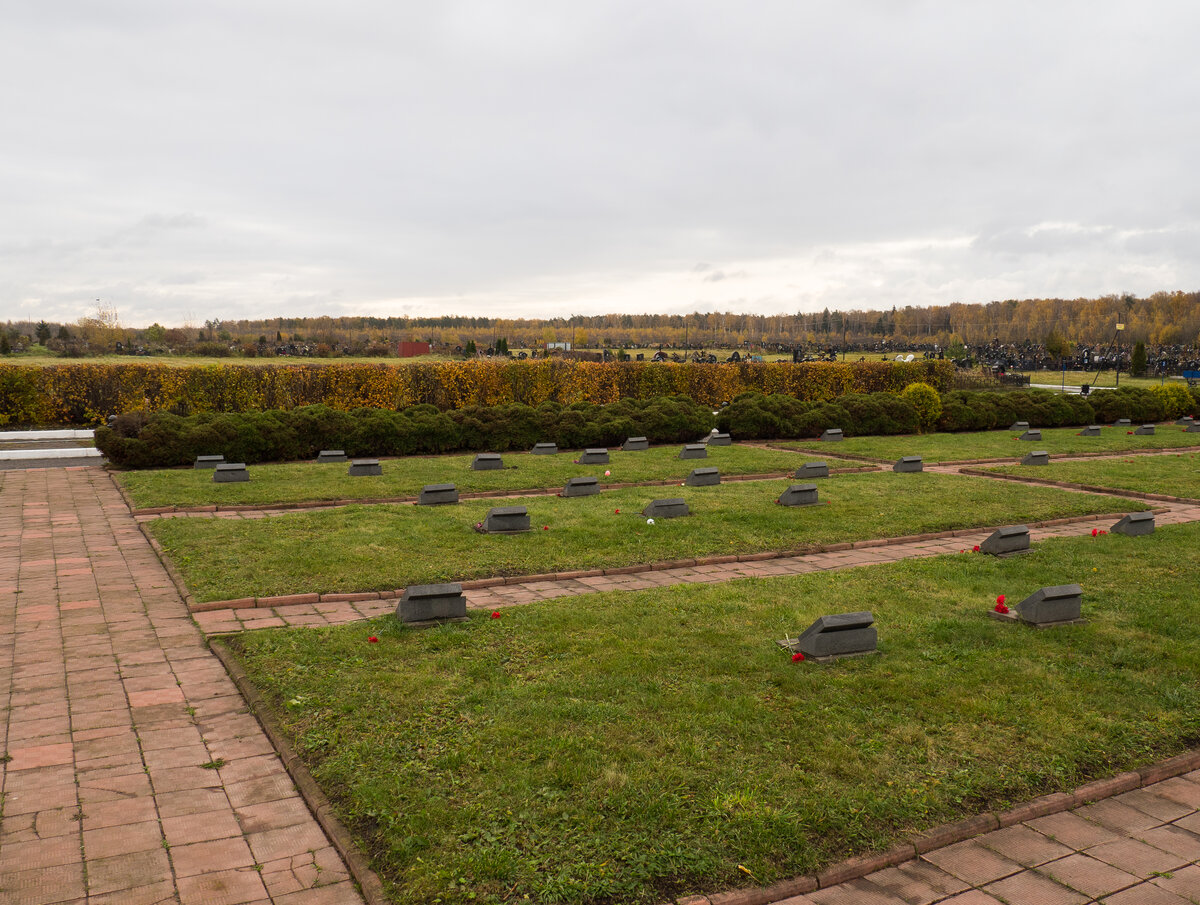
[151,472,1141,602]
[117,444,835,509]
[224,523,1200,905]
[1023,369,1178,391]
[983,451,1200,500]
[777,424,1200,463]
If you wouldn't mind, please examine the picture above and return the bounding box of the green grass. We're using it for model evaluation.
[225,523,1200,905]
[1023,369,1179,391]
[117,444,834,509]
[151,472,1141,602]
[984,452,1200,499]
[777,423,1200,463]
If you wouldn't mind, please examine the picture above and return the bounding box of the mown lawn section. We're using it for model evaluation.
[778,423,1200,463]
[984,451,1200,499]
[225,523,1200,905]
[150,471,1141,602]
[117,444,834,509]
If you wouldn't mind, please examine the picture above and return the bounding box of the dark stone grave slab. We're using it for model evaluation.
[685,467,720,486]
[1078,425,1102,437]
[472,453,504,470]
[778,484,819,506]
[317,450,347,463]
[563,476,600,497]
[783,611,878,661]
[213,463,249,483]
[1112,511,1154,536]
[348,459,382,476]
[679,444,707,459]
[1134,424,1155,435]
[531,442,557,455]
[1021,450,1049,466]
[578,448,610,464]
[1176,416,1194,426]
[1114,418,1132,427]
[1014,584,1083,626]
[796,462,829,479]
[622,436,649,451]
[194,455,225,469]
[482,505,531,533]
[893,456,923,473]
[980,524,1031,556]
[1188,422,1200,433]
[820,428,844,441]
[642,498,689,519]
[1019,430,1042,441]
[707,432,732,446]
[1009,421,1029,431]
[418,483,459,505]
[396,583,467,625]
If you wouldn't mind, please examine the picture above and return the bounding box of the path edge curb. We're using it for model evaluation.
[673,748,1200,905]
[187,509,1142,612]
[209,639,390,905]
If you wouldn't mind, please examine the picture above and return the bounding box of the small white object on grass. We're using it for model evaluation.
[646,518,655,525]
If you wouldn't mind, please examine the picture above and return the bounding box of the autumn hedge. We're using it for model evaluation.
[0,359,954,425]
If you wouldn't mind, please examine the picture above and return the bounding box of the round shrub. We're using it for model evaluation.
[1149,383,1195,419]
[900,383,942,432]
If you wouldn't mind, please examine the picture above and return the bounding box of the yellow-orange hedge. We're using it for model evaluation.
[0,359,955,425]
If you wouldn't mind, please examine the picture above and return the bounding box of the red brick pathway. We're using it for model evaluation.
[0,466,363,904]
[5,464,1200,904]
[191,498,1200,633]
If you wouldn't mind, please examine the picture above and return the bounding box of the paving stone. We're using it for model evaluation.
[1086,836,1189,877]
[1135,824,1200,861]
[921,840,1024,885]
[980,823,1075,866]
[983,868,1088,904]
[1036,853,1141,898]
[1101,881,1194,904]
[1025,810,1121,849]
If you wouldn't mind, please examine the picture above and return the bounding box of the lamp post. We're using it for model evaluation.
[1115,323,1125,387]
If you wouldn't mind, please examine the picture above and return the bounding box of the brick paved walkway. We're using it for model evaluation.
[190,498,1200,633]
[0,466,363,904]
[4,464,1200,904]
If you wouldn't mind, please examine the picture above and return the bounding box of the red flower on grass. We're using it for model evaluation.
[1091,528,1099,537]
[542,525,549,530]
[791,652,805,662]
[614,508,620,514]
[996,594,1006,605]
[972,544,980,552]
[994,602,1009,614]
[368,636,378,643]
[490,611,501,619]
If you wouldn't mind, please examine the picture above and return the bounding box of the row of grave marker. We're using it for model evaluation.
[820,416,1198,442]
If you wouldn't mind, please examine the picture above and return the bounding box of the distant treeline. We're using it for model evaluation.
[2,290,1198,358]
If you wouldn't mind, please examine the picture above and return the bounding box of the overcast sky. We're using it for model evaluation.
[3,1,1198,327]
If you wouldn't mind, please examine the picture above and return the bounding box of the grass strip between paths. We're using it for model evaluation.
[225,522,1200,905]
[150,471,1144,603]
[117,444,833,509]
[981,450,1200,500]
[776,423,1200,463]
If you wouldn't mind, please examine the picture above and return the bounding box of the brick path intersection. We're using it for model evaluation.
[2,457,1199,904]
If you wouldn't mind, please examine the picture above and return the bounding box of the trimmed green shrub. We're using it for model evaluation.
[96,396,716,468]
[900,383,942,432]
[1149,383,1196,419]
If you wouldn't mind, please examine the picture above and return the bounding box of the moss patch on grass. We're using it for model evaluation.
[225,523,1200,905]
[151,471,1141,602]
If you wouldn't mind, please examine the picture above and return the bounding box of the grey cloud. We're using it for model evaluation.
[3,1,1200,325]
